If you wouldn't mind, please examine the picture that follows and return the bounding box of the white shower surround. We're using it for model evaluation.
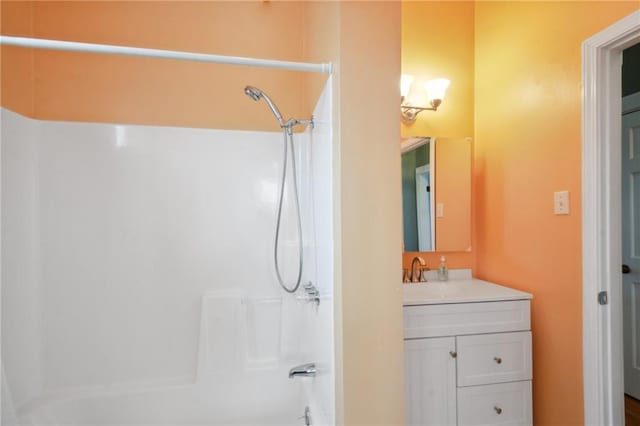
[1,80,334,425]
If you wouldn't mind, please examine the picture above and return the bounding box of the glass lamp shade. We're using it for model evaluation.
[400,74,414,99]
[424,78,450,103]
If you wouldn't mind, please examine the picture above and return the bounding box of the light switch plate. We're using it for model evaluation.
[554,191,570,215]
[436,203,444,217]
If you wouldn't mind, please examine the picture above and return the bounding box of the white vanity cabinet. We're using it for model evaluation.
[403,278,533,426]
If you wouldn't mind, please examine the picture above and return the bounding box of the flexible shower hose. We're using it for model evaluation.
[273,126,304,293]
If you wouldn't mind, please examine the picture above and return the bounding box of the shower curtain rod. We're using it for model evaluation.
[0,36,333,74]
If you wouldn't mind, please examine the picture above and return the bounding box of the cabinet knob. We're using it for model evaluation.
[494,406,503,415]
[449,351,457,358]
[493,356,502,364]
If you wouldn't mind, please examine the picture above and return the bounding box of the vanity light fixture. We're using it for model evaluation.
[400,74,450,124]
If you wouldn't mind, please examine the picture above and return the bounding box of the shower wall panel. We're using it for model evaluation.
[1,109,43,410]
[298,78,335,425]
[36,121,291,390]
[1,99,333,424]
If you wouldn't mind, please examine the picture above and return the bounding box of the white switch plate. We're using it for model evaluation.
[554,191,570,215]
[436,203,444,217]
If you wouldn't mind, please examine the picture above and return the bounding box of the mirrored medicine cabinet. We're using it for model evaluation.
[401,137,471,253]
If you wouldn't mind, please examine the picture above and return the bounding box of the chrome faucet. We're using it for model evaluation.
[288,363,316,379]
[410,256,427,282]
[296,282,320,305]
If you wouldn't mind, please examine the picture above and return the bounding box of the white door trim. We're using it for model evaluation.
[415,164,431,251]
[582,10,640,426]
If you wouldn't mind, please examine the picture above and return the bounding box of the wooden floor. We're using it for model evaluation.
[627,394,640,426]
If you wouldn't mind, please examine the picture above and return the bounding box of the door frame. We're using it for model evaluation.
[582,10,640,426]
[415,164,432,251]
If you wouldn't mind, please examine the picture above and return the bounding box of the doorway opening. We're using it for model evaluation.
[622,42,640,426]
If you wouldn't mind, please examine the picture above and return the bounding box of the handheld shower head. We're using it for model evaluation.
[244,86,284,126]
[244,86,262,101]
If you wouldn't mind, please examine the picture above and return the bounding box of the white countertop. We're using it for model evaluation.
[403,278,533,306]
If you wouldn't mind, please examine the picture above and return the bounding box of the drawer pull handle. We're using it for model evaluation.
[494,406,503,415]
[449,351,457,358]
[493,356,502,364]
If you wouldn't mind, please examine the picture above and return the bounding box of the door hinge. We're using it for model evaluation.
[598,291,608,305]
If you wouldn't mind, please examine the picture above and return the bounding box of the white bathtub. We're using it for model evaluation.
[19,367,305,425]
[7,290,332,426]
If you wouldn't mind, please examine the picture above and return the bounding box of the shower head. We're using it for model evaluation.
[244,86,262,102]
[244,86,284,126]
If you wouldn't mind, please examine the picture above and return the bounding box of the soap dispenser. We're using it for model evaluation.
[437,256,449,282]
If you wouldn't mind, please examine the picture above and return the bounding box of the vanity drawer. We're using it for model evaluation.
[457,381,532,426]
[457,331,532,387]
[403,300,530,339]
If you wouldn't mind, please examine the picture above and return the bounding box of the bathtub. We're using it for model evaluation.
[12,292,330,426]
[18,367,306,425]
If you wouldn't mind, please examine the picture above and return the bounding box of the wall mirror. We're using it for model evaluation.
[401,137,471,252]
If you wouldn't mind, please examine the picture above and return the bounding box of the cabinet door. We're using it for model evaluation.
[404,337,457,426]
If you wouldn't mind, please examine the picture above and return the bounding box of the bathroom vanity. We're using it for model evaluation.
[403,275,533,426]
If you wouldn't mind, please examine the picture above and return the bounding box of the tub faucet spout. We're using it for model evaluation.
[288,363,316,379]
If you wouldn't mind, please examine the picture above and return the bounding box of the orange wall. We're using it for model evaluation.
[474,2,639,425]
[0,0,34,116]
[401,1,475,270]
[1,1,310,132]
[401,1,474,139]
[302,2,337,118]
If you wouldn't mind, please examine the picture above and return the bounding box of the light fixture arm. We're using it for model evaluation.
[400,97,443,124]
